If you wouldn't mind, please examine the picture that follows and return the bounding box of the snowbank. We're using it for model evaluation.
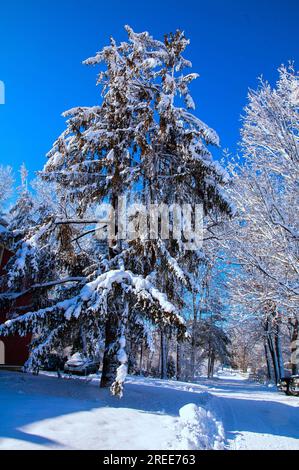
[176,403,225,450]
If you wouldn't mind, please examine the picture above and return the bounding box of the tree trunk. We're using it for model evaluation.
[100,187,122,389]
[176,338,182,381]
[100,310,121,388]
[147,351,154,376]
[264,317,280,383]
[127,338,137,375]
[264,341,272,380]
[267,334,280,384]
[275,338,284,380]
[291,318,299,375]
[274,319,284,380]
[160,330,167,379]
[190,292,197,380]
[139,342,143,375]
[190,340,195,381]
[209,352,215,378]
[207,343,212,378]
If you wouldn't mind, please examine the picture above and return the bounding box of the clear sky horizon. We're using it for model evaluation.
[0,0,299,186]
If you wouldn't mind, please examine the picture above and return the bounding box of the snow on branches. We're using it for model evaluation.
[1,26,232,396]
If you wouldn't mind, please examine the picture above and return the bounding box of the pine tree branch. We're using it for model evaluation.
[54,219,99,225]
[0,277,86,301]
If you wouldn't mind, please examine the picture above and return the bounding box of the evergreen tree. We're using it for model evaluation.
[0,26,231,397]
[9,164,35,231]
[0,165,14,214]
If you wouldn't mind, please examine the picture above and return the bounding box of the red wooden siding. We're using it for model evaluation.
[0,246,31,366]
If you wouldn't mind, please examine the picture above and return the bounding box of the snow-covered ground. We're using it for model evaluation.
[0,371,223,450]
[206,369,299,450]
[0,369,298,450]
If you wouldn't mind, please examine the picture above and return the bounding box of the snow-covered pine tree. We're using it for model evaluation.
[0,165,14,213]
[0,26,231,397]
[0,164,14,284]
[9,164,35,231]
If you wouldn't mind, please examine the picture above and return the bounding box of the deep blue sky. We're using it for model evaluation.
[0,0,299,185]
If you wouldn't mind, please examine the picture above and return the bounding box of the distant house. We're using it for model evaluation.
[0,222,31,367]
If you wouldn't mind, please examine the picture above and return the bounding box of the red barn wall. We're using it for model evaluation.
[0,247,31,366]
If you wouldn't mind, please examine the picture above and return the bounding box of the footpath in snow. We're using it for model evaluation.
[0,370,298,450]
